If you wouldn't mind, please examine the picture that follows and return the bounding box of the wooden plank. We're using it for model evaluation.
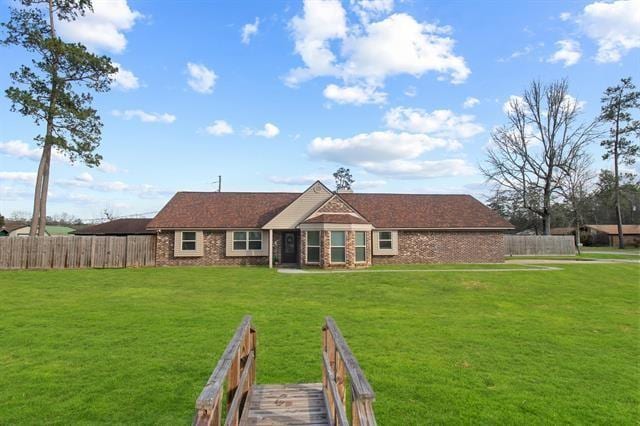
[504,235,575,256]
[322,353,348,426]
[242,384,329,426]
[224,352,254,426]
[323,317,375,401]
[196,316,254,411]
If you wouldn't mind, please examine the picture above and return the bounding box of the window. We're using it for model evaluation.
[233,231,262,251]
[355,231,366,262]
[182,231,197,251]
[378,231,393,249]
[306,231,320,263]
[330,231,345,263]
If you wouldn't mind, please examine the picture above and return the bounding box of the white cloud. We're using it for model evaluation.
[309,131,453,164]
[548,39,582,67]
[98,161,119,174]
[112,109,176,123]
[559,12,572,21]
[384,107,484,140]
[57,0,142,53]
[241,18,260,44]
[352,179,387,189]
[0,171,36,183]
[0,140,67,163]
[287,0,347,85]
[111,62,140,90]
[186,63,217,94]
[359,159,476,179]
[462,97,480,109]
[76,172,94,183]
[286,1,469,100]
[502,95,525,114]
[579,0,640,63]
[351,0,394,23]
[253,123,280,138]
[323,83,387,105]
[206,120,234,136]
[94,181,129,192]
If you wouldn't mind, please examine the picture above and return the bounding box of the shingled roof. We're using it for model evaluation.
[147,192,299,229]
[74,218,154,235]
[148,189,512,230]
[340,193,512,229]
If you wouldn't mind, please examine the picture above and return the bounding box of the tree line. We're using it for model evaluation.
[483,78,639,248]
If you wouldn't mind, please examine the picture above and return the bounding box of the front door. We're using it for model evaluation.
[282,232,297,264]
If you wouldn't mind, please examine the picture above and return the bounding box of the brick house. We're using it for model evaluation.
[146,181,513,268]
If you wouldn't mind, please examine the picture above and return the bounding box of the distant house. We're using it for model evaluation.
[0,221,51,237]
[73,218,154,236]
[583,224,640,247]
[147,181,514,269]
[0,222,76,237]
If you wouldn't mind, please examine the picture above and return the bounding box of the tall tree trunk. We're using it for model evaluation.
[542,212,551,235]
[37,146,52,236]
[28,152,47,236]
[574,210,581,255]
[613,102,625,249]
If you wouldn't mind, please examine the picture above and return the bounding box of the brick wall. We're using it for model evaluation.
[372,231,504,264]
[156,231,270,266]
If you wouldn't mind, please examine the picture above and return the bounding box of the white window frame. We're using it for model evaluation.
[181,231,197,251]
[225,230,268,257]
[378,231,393,250]
[233,231,263,251]
[355,231,367,263]
[174,230,204,257]
[306,231,321,264]
[330,231,346,264]
[372,230,398,255]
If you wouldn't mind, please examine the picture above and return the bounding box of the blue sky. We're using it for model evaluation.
[1,0,639,220]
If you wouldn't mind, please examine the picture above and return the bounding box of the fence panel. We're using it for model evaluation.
[0,235,156,269]
[504,235,576,256]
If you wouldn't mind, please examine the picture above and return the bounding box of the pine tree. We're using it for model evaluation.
[599,77,640,248]
[1,0,116,236]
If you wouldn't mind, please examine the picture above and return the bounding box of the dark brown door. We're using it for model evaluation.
[282,232,297,264]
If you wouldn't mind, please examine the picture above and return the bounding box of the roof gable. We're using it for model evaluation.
[262,181,333,229]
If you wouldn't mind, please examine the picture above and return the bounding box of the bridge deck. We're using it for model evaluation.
[240,383,329,426]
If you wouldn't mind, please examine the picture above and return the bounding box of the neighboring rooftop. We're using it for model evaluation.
[74,218,154,235]
[585,224,640,235]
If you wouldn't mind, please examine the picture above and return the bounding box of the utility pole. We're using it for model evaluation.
[212,175,222,192]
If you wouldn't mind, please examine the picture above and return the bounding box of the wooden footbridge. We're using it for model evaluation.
[193,316,376,426]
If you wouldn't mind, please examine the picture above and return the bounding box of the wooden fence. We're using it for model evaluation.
[504,235,576,256]
[0,235,156,269]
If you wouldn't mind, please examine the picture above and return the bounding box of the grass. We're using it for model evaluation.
[1,264,639,424]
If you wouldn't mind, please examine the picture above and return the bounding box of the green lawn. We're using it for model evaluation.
[1,264,639,424]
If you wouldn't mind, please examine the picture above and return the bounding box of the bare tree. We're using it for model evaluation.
[482,79,598,234]
[558,154,594,252]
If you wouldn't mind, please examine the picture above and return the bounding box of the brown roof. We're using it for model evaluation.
[149,188,513,230]
[1,221,29,233]
[74,218,154,235]
[585,224,640,235]
[303,214,370,224]
[340,193,513,229]
[147,192,299,229]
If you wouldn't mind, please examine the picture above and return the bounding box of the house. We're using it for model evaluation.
[583,224,640,247]
[147,181,513,269]
[0,221,51,237]
[73,218,154,236]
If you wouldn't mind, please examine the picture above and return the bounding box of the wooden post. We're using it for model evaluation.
[268,229,273,268]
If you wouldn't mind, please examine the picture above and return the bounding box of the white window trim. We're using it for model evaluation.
[225,230,268,257]
[306,231,321,264]
[372,230,398,255]
[232,230,263,251]
[355,231,367,263]
[174,230,204,257]
[330,231,346,264]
